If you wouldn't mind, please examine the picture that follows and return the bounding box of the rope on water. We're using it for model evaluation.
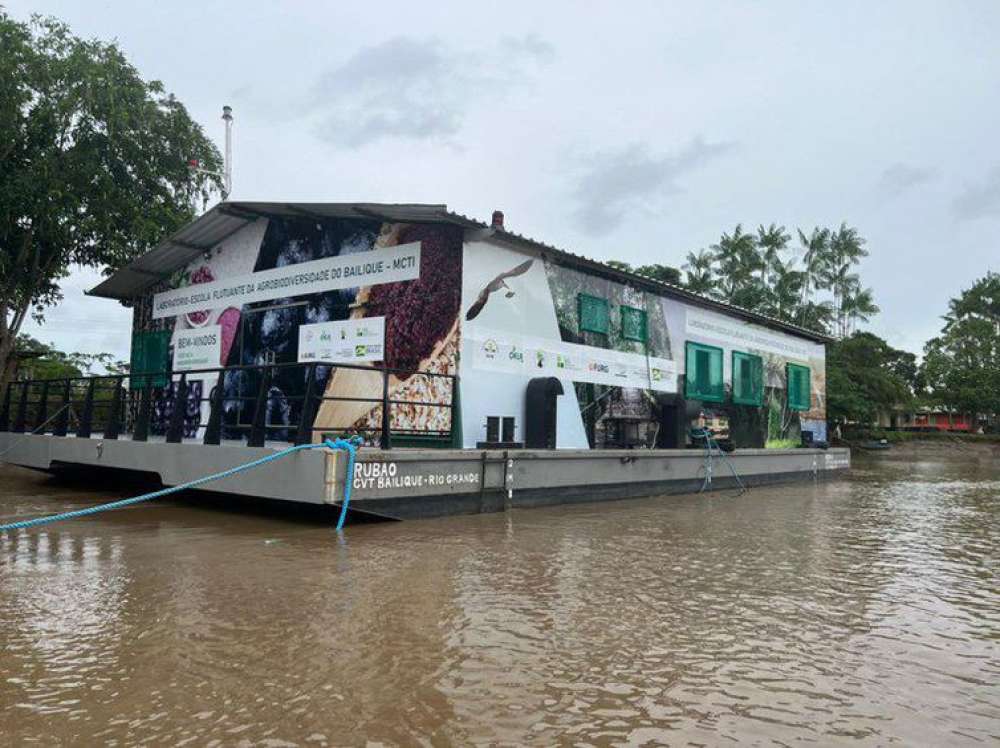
[0,436,364,533]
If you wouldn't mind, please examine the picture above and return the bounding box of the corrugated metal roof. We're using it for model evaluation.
[88,200,830,344]
[87,201,479,300]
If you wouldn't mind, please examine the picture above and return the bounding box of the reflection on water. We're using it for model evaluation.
[1,453,998,745]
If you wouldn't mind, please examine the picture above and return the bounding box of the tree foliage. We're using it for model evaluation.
[922,273,1000,420]
[612,222,877,339]
[606,261,682,286]
[0,12,222,385]
[10,333,128,380]
[826,332,914,424]
[677,222,877,337]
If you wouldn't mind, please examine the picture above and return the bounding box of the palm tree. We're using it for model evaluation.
[797,299,836,335]
[683,249,717,296]
[841,287,879,336]
[826,224,869,337]
[768,261,805,322]
[756,223,791,317]
[756,223,791,285]
[823,263,861,337]
[712,224,762,305]
[829,223,868,265]
[796,227,831,330]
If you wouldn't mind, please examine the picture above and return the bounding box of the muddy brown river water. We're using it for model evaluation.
[1,448,998,745]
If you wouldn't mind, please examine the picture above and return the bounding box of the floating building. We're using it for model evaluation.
[0,203,848,519]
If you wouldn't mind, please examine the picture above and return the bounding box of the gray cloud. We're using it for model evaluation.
[877,163,937,199]
[953,165,1000,220]
[571,138,737,235]
[310,35,552,148]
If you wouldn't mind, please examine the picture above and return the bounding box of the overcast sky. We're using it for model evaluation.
[11,0,1000,361]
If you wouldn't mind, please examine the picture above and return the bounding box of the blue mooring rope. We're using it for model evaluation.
[0,436,363,533]
[690,428,747,495]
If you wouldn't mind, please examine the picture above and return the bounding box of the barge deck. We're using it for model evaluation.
[0,433,850,520]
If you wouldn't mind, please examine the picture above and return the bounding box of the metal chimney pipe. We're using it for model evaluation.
[221,105,233,199]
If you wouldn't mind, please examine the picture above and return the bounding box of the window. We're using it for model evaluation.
[685,342,724,402]
[786,362,811,411]
[732,351,764,406]
[129,330,171,390]
[578,294,610,335]
[620,306,647,342]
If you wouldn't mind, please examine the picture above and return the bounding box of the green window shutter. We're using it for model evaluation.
[732,351,763,406]
[786,362,811,411]
[578,294,610,335]
[685,341,724,402]
[130,330,171,390]
[620,306,647,342]
[129,332,145,389]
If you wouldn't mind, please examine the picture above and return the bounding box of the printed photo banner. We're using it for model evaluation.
[298,316,386,363]
[173,325,222,371]
[685,309,820,361]
[468,329,677,392]
[152,242,421,320]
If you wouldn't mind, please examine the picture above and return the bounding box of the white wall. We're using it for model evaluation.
[459,240,588,448]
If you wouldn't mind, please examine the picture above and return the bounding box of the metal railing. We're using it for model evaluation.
[0,361,457,450]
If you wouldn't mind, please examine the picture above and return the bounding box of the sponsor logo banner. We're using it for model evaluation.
[468,329,677,392]
[173,325,222,371]
[152,242,421,320]
[298,316,386,363]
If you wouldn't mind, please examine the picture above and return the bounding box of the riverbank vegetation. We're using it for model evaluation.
[615,228,998,434]
[921,273,1000,424]
[11,335,126,381]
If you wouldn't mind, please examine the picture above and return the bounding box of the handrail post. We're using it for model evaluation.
[248,366,271,447]
[0,382,11,432]
[53,380,71,436]
[104,378,123,440]
[379,367,391,450]
[77,379,95,438]
[203,371,225,445]
[13,382,28,433]
[34,381,50,433]
[294,363,317,445]
[166,373,188,443]
[449,374,462,448]
[133,377,152,442]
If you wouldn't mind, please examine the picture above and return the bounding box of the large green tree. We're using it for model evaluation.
[826,332,914,426]
[922,273,1000,423]
[0,12,221,386]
